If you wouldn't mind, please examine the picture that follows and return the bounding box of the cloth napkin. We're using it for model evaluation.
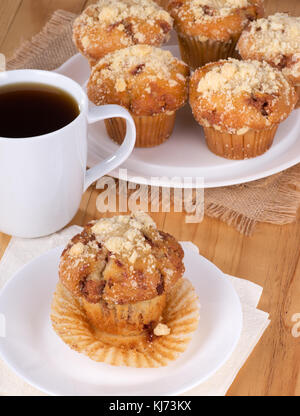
[0,227,270,396]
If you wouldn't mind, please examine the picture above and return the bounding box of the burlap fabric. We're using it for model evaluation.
[6,10,300,235]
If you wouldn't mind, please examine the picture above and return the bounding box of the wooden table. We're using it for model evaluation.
[0,0,299,396]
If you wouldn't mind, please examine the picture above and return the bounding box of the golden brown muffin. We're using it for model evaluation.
[59,212,185,336]
[168,0,264,69]
[73,0,173,67]
[237,13,300,108]
[189,58,297,159]
[87,44,189,147]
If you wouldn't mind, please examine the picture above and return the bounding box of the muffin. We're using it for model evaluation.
[73,0,173,67]
[237,13,300,108]
[189,59,297,159]
[87,44,189,147]
[59,212,185,337]
[167,0,264,69]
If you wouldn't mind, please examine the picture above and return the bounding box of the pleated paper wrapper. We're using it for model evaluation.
[51,278,200,368]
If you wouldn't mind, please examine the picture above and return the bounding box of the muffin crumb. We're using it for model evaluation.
[154,322,171,336]
[69,242,85,257]
[115,78,127,92]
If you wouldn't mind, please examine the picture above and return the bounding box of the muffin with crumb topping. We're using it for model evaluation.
[167,0,264,69]
[87,44,189,147]
[237,13,300,108]
[189,58,297,159]
[73,0,173,67]
[59,212,184,337]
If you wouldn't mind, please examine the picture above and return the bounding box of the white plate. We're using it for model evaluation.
[0,242,242,396]
[56,46,300,189]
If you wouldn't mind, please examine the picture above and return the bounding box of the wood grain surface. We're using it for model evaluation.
[0,0,299,396]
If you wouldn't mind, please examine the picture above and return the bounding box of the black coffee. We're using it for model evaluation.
[0,82,80,138]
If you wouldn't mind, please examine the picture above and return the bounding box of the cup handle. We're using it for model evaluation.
[84,104,136,191]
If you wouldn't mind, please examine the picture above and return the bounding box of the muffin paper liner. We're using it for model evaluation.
[105,112,176,148]
[203,125,278,160]
[51,278,200,368]
[81,294,167,336]
[177,33,241,69]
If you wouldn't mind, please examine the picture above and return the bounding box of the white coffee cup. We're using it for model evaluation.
[0,70,136,238]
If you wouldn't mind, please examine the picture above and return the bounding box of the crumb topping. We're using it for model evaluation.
[91,212,157,264]
[90,44,188,100]
[196,59,286,97]
[168,0,262,39]
[153,322,171,336]
[69,242,85,257]
[74,0,173,50]
[96,0,172,24]
[170,0,250,22]
[239,13,300,60]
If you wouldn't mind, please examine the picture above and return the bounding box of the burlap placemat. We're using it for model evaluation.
[6,10,300,236]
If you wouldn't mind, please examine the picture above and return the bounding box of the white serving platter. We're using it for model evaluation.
[56,46,300,189]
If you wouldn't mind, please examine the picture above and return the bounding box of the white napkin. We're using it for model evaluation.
[0,227,270,396]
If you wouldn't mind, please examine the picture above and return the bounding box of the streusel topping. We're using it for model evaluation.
[168,0,263,40]
[197,59,287,98]
[91,212,157,264]
[75,0,173,49]
[239,13,300,60]
[172,0,251,22]
[91,44,187,92]
[96,0,172,25]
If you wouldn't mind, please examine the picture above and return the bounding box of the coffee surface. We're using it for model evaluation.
[0,82,79,138]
